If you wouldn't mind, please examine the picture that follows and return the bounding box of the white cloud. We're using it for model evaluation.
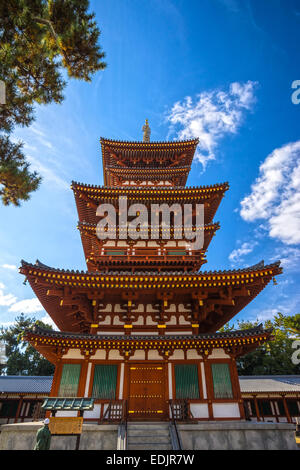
[40,315,58,330]
[0,283,17,307]
[1,264,17,271]
[26,154,69,190]
[229,241,257,264]
[270,246,300,271]
[240,140,300,245]
[167,81,257,168]
[8,298,44,314]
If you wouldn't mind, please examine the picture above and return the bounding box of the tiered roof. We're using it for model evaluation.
[100,137,199,186]
[23,324,273,363]
[19,134,283,343]
[20,259,282,334]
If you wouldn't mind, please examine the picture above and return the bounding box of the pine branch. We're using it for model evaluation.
[32,16,71,67]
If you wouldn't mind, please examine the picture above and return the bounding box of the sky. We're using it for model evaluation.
[0,0,300,330]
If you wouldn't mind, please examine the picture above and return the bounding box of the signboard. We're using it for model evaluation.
[49,417,83,435]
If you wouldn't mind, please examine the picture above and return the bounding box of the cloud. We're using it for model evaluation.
[8,298,44,314]
[166,81,257,168]
[40,315,58,330]
[229,241,257,264]
[0,283,17,307]
[270,246,300,271]
[240,140,300,245]
[26,154,69,190]
[1,264,17,271]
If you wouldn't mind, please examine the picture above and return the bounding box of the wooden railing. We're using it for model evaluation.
[96,254,202,263]
[169,399,194,421]
[98,399,127,425]
[99,400,128,450]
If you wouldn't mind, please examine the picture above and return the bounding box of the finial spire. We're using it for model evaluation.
[142,119,151,142]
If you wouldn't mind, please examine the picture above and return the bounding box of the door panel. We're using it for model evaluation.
[128,364,167,420]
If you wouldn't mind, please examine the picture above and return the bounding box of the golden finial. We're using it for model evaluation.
[142,119,151,142]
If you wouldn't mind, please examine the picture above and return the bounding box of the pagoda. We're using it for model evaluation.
[20,120,282,422]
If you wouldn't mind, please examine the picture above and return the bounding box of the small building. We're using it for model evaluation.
[0,376,51,424]
[240,375,300,424]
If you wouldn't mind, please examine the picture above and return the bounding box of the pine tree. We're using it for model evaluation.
[0,313,55,376]
[0,0,106,206]
[221,313,300,376]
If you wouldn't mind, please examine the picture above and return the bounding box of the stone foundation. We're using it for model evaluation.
[177,421,299,450]
[0,422,118,450]
[0,421,298,450]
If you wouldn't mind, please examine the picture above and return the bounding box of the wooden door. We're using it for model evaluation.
[127,364,167,420]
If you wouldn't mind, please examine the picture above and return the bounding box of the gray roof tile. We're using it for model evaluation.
[0,376,53,394]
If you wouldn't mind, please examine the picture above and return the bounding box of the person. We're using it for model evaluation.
[34,418,52,450]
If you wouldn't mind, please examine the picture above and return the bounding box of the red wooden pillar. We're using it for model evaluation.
[282,395,291,423]
[230,357,245,419]
[14,395,24,423]
[253,395,261,422]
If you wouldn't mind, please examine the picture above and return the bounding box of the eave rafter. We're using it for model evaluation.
[20,260,282,334]
[24,324,274,364]
[71,182,229,227]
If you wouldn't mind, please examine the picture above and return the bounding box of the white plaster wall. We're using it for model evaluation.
[131,332,159,336]
[208,349,230,359]
[90,350,106,360]
[165,331,192,335]
[62,349,83,360]
[170,350,185,360]
[148,350,161,360]
[55,411,78,417]
[186,349,201,359]
[178,315,190,325]
[212,403,240,418]
[129,351,146,360]
[108,350,123,360]
[83,404,102,419]
[190,404,209,419]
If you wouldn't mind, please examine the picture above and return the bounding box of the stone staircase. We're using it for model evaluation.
[126,422,173,450]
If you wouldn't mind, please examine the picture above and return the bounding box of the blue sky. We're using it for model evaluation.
[0,0,300,329]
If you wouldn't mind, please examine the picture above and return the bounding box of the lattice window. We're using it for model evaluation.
[58,364,81,397]
[211,363,233,399]
[92,365,118,399]
[174,364,200,399]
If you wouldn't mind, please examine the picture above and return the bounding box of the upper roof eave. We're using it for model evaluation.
[71,180,230,193]
[20,258,282,278]
[25,323,272,342]
[100,137,199,147]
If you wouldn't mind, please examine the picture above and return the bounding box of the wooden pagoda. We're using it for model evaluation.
[20,122,282,422]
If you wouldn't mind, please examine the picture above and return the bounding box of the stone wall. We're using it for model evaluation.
[0,422,118,450]
[177,421,299,450]
[0,421,298,450]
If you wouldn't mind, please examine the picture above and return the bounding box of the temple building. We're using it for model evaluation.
[20,121,282,423]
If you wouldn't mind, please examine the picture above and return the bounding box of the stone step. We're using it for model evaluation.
[127,425,170,431]
[127,429,170,438]
[128,437,171,445]
[127,443,172,450]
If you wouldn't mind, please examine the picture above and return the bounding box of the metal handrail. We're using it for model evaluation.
[169,400,183,450]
